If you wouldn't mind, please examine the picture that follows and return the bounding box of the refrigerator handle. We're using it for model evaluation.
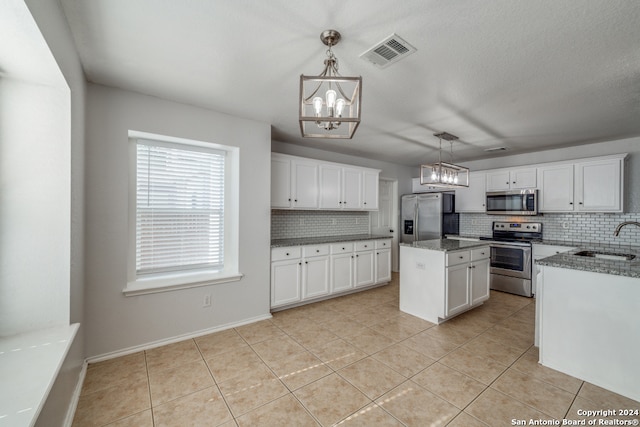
[414,203,419,241]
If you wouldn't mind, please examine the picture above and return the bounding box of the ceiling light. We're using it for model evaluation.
[420,132,470,188]
[299,30,362,139]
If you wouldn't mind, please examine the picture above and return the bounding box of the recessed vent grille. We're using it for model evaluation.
[484,147,508,152]
[360,33,417,69]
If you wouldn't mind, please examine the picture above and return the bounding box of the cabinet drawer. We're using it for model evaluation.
[330,242,354,254]
[271,246,302,261]
[446,250,470,266]
[471,246,490,261]
[375,239,392,249]
[303,244,329,257]
[355,241,374,251]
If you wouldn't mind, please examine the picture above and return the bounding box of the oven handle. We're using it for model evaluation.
[489,242,532,249]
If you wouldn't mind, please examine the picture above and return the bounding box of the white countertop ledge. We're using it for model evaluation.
[0,323,79,427]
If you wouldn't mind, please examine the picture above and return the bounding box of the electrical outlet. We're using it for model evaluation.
[203,294,211,307]
[472,219,478,226]
[562,222,569,229]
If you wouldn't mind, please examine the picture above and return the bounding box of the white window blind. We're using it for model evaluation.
[136,140,225,276]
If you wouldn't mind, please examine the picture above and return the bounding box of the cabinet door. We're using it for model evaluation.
[375,249,391,284]
[302,256,330,300]
[291,159,318,208]
[538,164,574,212]
[510,168,537,189]
[271,259,302,307]
[319,164,342,209]
[455,171,486,212]
[362,171,379,210]
[354,250,374,288]
[342,168,363,210]
[575,158,622,212]
[486,170,511,191]
[470,259,490,306]
[445,263,470,317]
[331,252,354,293]
[271,156,292,208]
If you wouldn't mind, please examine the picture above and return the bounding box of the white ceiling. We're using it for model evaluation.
[59,0,640,166]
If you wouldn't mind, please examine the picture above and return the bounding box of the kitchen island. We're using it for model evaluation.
[400,239,490,324]
[536,245,640,402]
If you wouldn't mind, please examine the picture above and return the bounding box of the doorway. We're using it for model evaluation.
[370,178,399,271]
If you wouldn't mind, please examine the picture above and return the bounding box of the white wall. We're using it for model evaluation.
[1,0,86,424]
[459,137,640,212]
[84,83,271,358]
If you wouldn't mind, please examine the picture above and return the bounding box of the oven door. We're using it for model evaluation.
[489,243,532,279]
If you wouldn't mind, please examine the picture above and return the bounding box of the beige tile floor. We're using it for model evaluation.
[72,273,639,426]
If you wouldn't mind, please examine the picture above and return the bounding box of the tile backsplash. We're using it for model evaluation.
[460,212,640,247]
[271,210,370,239]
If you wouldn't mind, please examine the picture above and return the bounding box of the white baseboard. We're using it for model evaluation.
[86,313,272,364]
[63,360,87,427]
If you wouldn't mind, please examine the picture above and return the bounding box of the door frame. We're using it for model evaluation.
[370,177,399,272]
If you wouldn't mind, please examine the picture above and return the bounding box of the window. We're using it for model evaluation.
[126,132,241,295]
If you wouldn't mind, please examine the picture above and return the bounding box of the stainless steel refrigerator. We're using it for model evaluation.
[401,193,459,243]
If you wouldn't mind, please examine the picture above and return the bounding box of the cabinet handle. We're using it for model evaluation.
[305,261,308,264]
[298,262,302,265]
[579,202,583,205]
[316,249,320,253]
[459,256,464,259]
[364,245,368,248]
[377,252,379,255]
[294,199,298,202]
[506,182,509,184]
[286,252,289,256]
[339,201,342,204]
[569,202,573,205]
[342,247,345,250]
[343,201,347,204]
[364,202,367,205]
[480,252,485,255]
[356,254,359,257]
[288,198,291,202]
[512,181,516,184]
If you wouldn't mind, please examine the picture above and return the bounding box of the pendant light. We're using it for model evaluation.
[420,132,470,188]
[299,30,362,139]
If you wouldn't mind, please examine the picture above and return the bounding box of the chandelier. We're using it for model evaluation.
[420,132,470,188]
[299,30,362,139]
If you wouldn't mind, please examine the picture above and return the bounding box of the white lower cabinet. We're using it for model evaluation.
[272,239,392,309]
[401,244,490,324]
[445,263,470,317]
[271,259,302,308]
[354,241,375,288]
[445,247,489,318]
[302,255,330,300]
[375,248,392,284]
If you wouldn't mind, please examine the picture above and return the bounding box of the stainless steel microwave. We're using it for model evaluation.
[486,190,538,215]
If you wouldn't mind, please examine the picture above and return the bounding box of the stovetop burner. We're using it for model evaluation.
[488,221,543,243]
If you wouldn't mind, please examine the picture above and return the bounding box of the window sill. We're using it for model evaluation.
[123,271,243,296]
[0,324,79,427]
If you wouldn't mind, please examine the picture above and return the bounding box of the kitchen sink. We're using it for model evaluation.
[573,250,636,261]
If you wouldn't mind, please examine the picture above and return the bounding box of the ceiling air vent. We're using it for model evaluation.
[484,147,508,153]
[360,33,417,69]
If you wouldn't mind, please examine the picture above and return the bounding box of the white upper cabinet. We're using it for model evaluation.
[272,153,380,211]
[271,155,318,209]
[486,167,537,191]
[575,157,623,212]
[291,159,319,209]
[342,167,363,210]
[362,171,379,210]
[271,156,292,208]
[538,164,575,212]
[455,171,486,212]
[318,164,342,209]
[538,155,625,213]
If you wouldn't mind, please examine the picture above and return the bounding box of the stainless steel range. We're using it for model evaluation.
[480,221,542,297]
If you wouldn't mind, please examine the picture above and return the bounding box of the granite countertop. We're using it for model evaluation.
[536,243,640,279]
[400,239,490,252]
[271,234,391,248]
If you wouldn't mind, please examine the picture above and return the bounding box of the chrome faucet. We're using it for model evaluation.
[613,221,640,236]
